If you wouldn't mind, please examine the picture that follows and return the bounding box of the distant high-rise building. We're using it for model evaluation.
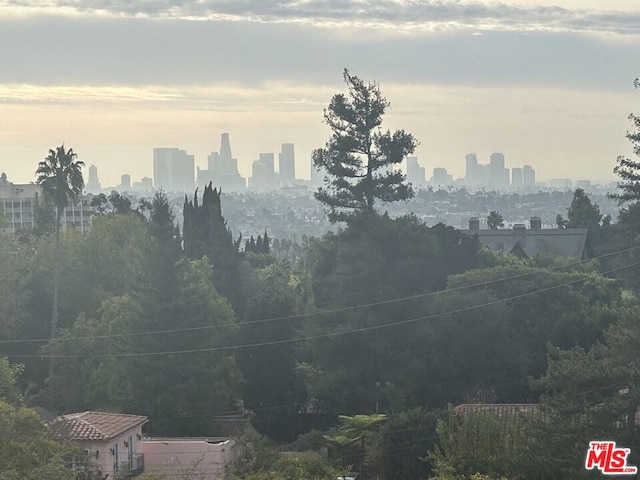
[406,156,425,186]
[85,164,102,193]
[511,167,523,187]
[430,167,453,186]
[132,176,153,191]
[490,152,509,186]
[465,153,479,184]
[197,133,246,191]
[250,153,276,191]
[279,143,296,186]
[120,174,131,191]
[153,148,195,193]
[523,165,536,186]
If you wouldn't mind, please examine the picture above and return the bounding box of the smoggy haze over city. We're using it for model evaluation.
[1,0,640,188]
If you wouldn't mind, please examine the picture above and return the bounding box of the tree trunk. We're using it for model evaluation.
[49,208,61,379]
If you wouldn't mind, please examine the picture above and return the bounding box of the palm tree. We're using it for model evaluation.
[36,145,84,375]
[487,210,504,230]
[325,414,386,475]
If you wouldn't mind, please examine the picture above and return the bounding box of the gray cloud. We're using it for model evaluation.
[1,15,638,94]
[4,0,640,35]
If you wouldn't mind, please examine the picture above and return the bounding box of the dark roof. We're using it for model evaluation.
[33,405,58,425]
[460,228,589,259]
[211,414,257,438]
[453,403,542,427]
[49,411,147,442]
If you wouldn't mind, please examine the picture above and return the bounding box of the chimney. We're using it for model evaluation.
[469,217,480,231]
[530,217,542,230]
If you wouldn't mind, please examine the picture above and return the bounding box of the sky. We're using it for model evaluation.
[1,0,640,188]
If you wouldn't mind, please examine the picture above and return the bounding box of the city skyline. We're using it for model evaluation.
[71,148,586,194]
[1,1,640,187]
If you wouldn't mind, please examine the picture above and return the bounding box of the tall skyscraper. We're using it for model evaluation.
[85,165,102,193]
[430,167,453,185]
[250,153,276,191]
[153,148,195,193]
[120,174,131,190]
[197,133,246,191]
[465,153,479,184]
[511,167,523,187]
[220,133,233,163]
[279,143,296,186]
[406,156,425,186]
[490,152,509,186]
[523,165,536,186]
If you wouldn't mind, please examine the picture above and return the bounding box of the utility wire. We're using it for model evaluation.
[9,259,640,359]
[2,244,638,346]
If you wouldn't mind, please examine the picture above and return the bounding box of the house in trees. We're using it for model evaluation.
[460,217,590,260]
[141,437,240,479]
[49,411,147,478]
[49,411,251,479]
[139,414,250,478]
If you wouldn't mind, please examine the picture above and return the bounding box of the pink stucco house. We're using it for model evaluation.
[140,437,239,479]
[49,411,148,478]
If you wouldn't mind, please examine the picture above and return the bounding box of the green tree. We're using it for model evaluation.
[528,305,640,478]
[555,213,568,229]
[299,215,479,414]
[183,183,243,309]
[564,187,606,254]
[486,211,504,230]
[609,78,640,205]
[381,407,439,480]
[147,190,182,263]
[89,193,109,215]
[325,414,386,476]
[236,260,300,441]
[227,433,338,480]
[440,260,620,403]
[428,407,525,480]
[108,191,133,214]
[566,188,602,229]
[35,145,85,376]
[0,358,76,480]
[313,69,417,223]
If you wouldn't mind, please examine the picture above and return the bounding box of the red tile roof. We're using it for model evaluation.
[49,411,147,442]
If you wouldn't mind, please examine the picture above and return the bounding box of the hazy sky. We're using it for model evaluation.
[1,0,640,188]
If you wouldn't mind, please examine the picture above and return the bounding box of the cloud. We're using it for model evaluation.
[1,15,638,93]
[2,0,640,35]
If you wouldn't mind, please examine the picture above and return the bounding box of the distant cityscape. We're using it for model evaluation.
[0,132,619,238]
[80,133,603,196]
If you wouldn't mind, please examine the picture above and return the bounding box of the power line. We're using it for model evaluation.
[2,244,638,346]
[9,259,640,359]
